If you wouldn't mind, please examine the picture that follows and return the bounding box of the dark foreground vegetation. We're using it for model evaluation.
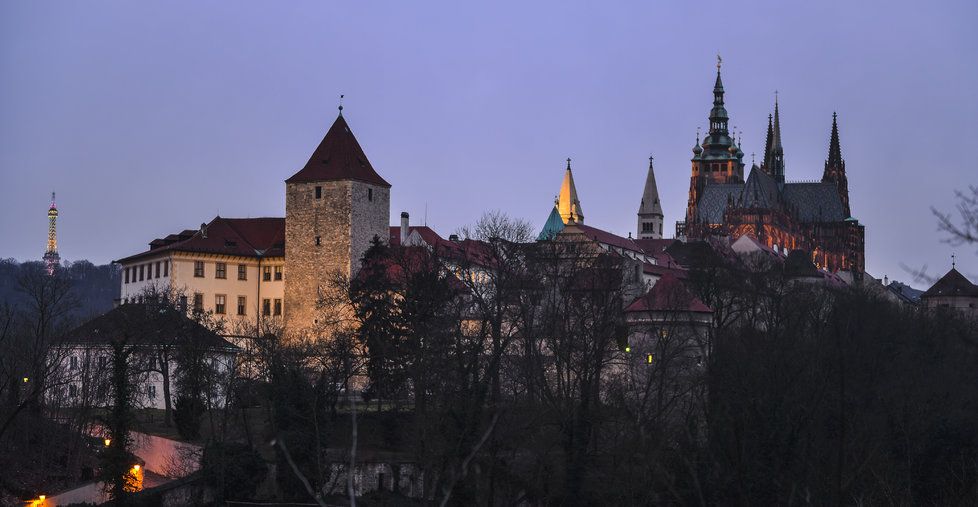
[3,197,978,505]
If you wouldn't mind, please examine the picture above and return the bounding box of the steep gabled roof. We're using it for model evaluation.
[389,226,444,247]
[921,268,978,298]
[116,217,285,264]
[286,114,391,187]
[625,274,711,313]
[782,182,846,222]
[740,166,780,209]
[638,157,663,216]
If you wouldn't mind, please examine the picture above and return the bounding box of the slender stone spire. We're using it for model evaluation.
[767,94,785,183]
[557,158,584,224]
[762,113,774,171]
[638,156,664,239]
[822,112,851,216]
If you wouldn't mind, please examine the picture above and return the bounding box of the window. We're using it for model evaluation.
[262,266,272,281]
[368,188,373,201]
[315,186,322,199]
[139,265,145,281]
[274,266,283,281]
[194,261,205,277]
[315,236,321,246]
[237,264,247,280]
[274,299,282,316]
[148,385,157,400]
[237,296,246,316]
[70,356,78,370]
[148,263,154,279]
[163,260,169,277]
[262,299,271,316]
[155,261,161,278]
[215,294,226,314]
[124,267,130,284]
[193,293,204,313]
[215,262,227,279]
[69,384,78,397]
[179,295,188,312]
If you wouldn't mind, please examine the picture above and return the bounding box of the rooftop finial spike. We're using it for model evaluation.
[952,253,956,269]
[338,94,344,115]
[717,53,722,71]
[566,157,572,170]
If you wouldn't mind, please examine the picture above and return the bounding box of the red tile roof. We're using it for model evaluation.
[388,226,445,247]
[285,114,391,187]
[116,216,285,264]
[625,274,712,313]
[572,224,643,253]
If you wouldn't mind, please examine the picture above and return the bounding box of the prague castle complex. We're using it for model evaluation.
[116,60,867,332]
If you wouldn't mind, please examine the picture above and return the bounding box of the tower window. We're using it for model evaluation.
[315,186,322,199]
[368,188,373,201]
[315,236,321,246]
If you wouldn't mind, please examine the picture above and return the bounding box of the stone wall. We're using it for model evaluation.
[284,180,389,334]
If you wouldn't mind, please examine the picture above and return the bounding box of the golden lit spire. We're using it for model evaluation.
[557,158,584,224]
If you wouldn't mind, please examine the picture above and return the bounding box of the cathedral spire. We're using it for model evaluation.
[709,56,729,136]
[762,113,774,170]
[557,158,584,224]
[822,112,850,217]
[637,156,664,239]
[766,94,786,183]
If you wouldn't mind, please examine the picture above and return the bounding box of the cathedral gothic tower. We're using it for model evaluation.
[637,156,664,239]
[686,59,745,225]
[822,112,851,217]
[284,107,391,332]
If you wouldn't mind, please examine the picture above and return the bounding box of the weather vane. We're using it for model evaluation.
[338,94,344,114]
[717,53,722,70]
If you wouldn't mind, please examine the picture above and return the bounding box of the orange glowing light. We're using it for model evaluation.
[104,438,112,446]
[132,464,140,471]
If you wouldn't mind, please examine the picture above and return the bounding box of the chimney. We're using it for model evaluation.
[200,223,208,238]
[449,234,459,242]
[400,212,409,244]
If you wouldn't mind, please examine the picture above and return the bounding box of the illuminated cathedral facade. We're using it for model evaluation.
[677,61,864,273]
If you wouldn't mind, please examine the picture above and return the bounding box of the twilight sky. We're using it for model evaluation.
[1,0,976,285]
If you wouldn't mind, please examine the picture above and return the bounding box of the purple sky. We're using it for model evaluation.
[2,1,976,285]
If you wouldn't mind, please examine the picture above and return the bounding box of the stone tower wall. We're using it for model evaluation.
[284,180,390,334]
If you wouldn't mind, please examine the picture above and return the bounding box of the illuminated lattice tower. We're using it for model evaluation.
[43,192,60,275]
